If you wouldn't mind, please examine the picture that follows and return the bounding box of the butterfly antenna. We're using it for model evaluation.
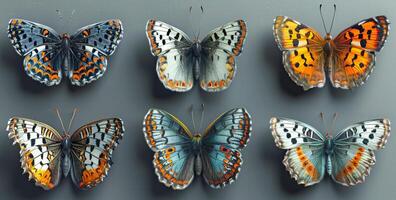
[329,4,337,34]
[197,4,205,40]
[198,103,205,132]
[329,113,338,138]
[55,108,67,134]
[190,104,197,133]
[319,4,329,34]
[66,108,78,134]
[320,112,329,138]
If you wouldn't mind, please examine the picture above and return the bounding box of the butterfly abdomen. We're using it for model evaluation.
[194,154,202,176]
[61,139,72,177]
[325,139,334,175]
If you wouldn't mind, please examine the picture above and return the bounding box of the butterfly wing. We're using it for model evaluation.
[69,19,123,86]
[146,20,194,92]
[69,118,124,189]
[270,117,326,186]
[8,19,63,86]
[6,118,63,190]
[200,20,247,92]
[331,16,390,89]
[200,108,252,188]
[273,16,326,90]
[143,109,195,190]
[330,119,391,186]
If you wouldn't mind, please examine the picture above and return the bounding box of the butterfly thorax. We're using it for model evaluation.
[324,139,334,155]
[61,33,71,48]
[192,42,201,80]
[323,34,336,69]
[192,134,202,146]
[61,137,72,177]
[59,33,73,72]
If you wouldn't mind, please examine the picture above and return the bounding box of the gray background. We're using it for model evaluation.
[0,0,395,199]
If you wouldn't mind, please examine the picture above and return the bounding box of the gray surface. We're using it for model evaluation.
[0,0,395,199]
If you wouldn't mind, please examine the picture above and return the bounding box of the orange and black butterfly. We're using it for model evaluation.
[273,5,389,90]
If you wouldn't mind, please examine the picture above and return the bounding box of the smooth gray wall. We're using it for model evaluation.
[0,0,395,199]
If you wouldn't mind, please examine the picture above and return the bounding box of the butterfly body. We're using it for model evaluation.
[60,137,72,177]
[6,117,124,190]
[270,117,391,186]
[8,19,123,86]
[146,19,247,92]
[143,108,252,189]
[273,15,389,90]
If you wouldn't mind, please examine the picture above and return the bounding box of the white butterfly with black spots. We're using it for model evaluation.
[270,117,390,186]
[6,117,124,190]
[146,19,247,92]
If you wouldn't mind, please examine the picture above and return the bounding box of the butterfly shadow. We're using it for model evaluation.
[261,32,306,97]
[260,130,311,194]
[328,84,362,99]
[0,41,58,94]
[133,40,181,99]
[0,144,49,198]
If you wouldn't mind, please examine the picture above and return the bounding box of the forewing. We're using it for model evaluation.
[6,118,63,190]
[70,118,124,189]
[270,117,325,149]
[270,117,326,186]
[69,19,123,86]
[8,19,63,86]
[330,119,390,186]
[201,108,252,188]
[200,20,247,92]
[333,119,391,150]
[146,20,194,92]
[8,19,61,56]
[331,16,390,89]
[71,19,123,56]
[146,20,193,56]
[143,109,195,190]
[273,16,326,90]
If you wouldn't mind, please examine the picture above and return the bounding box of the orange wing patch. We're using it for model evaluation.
[331,16,389,89]
[283,146,323,186]
[334,16,390,52]
[70,48,108,86]
[274,16,324,50]
[331,47,375,89]
[153,149,193,189]
[232,20,247,56]
[144,110,159,149]
[273,16,326,90]
[23,48,61,85]
[79,152,111,188]
[333,147,376,186]
[23,150,57,189]
[282,47,326,90]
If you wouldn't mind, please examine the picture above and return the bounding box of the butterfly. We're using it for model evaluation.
[270,116,391,186]
[8,18,123,86]
[273,5,390,90]
[143,108,252,189]
[145,19,247,92]
[6,111,124,190]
